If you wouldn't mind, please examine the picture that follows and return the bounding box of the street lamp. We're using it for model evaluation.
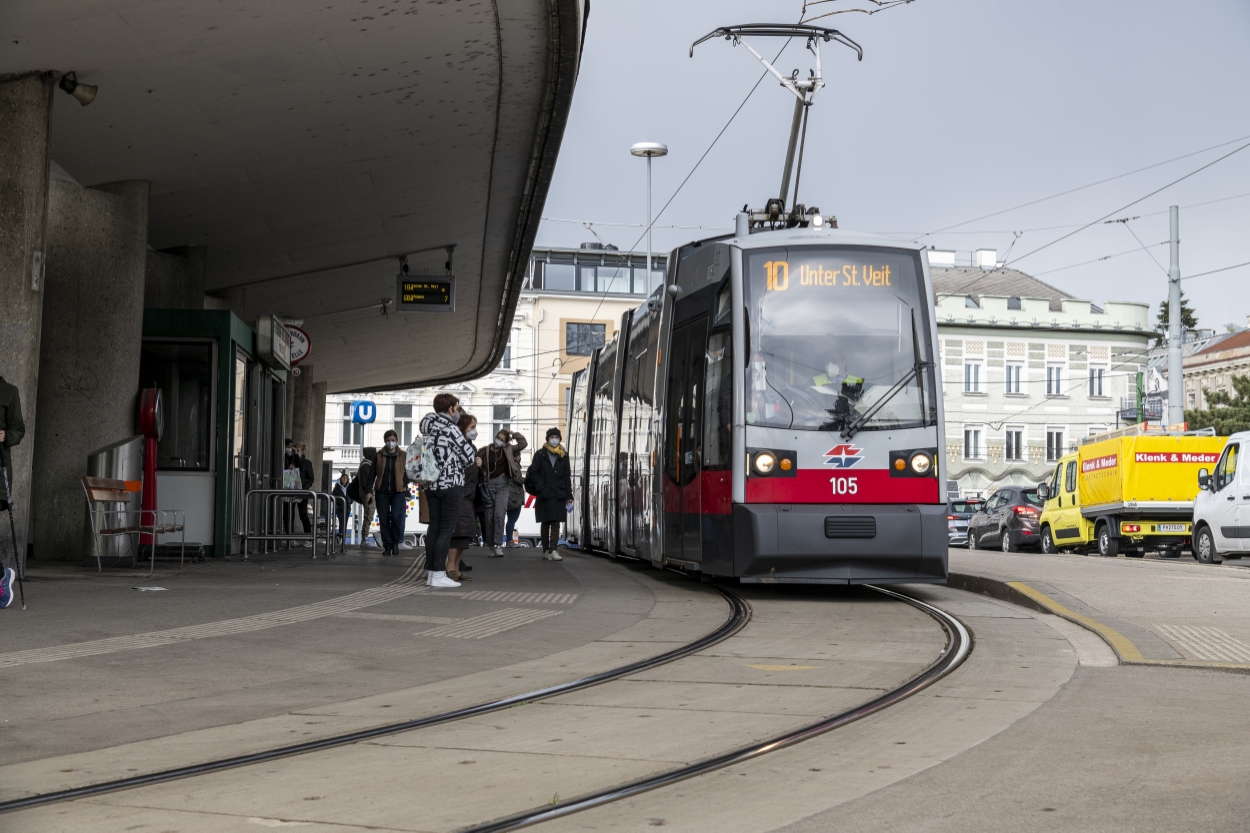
[630,142,668,293]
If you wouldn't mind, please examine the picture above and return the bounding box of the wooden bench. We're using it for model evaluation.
[81,476,186,576]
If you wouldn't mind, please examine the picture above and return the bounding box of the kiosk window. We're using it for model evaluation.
[139,341,214,471]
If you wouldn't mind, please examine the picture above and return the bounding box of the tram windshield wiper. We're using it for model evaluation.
[839,311,932,441]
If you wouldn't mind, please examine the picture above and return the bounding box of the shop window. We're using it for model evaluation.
[139,341,214,471]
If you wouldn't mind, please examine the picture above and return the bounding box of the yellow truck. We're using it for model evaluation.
[1037,427,1225,557]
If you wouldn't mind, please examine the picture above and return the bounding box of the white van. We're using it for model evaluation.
[1193,430,1249,564]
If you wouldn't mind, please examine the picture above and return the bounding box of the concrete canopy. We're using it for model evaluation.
[2,0,586,392]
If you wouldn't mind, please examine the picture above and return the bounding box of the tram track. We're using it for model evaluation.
[0,572,972,832]
[0,577,750,816]
[460,584,972,833]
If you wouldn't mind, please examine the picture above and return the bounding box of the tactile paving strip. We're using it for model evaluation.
[1155,624,1250,663]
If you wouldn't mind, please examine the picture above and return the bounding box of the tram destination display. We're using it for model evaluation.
[396,274,455,313]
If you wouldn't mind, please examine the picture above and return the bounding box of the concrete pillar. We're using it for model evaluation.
[31,179,150,561]
[290,363,316,462]
[0,72,55,568]
[144,245,207,310]
[310,381,328,491]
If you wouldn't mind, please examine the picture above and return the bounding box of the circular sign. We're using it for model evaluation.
[289,326,311,365]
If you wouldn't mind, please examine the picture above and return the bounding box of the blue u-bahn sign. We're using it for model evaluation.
[350,400,377,424]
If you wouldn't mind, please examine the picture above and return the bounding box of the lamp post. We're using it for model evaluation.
[630,142,668,292]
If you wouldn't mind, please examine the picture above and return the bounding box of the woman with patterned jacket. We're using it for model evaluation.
[418,393,477,587]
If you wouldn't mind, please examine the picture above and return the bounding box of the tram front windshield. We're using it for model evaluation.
[744,246,935,432]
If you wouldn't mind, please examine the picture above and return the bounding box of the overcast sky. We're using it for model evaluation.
[536,0,1250,332]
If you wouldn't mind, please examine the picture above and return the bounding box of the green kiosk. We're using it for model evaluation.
[140,311,292,557]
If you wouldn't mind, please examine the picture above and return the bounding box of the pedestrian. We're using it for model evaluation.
[372,430,407,556]
[447,412,481,582]
[481,428,526,556]
[0,374,26,608]
[332,471,349,543]
[419,393,476,588]
[524,427,573,561]
[504,482,524,546]
[293,442,315,544]
[357,447,377,547]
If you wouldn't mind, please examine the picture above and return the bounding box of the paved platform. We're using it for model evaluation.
[952,548,1250,669]
[3,549,1248,831]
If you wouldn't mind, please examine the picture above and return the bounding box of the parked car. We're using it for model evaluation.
[1193,431,1249,564]
[968,486,1043,552]
[946,498,984,547]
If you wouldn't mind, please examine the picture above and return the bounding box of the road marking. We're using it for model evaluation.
[338,612,460,625]
[1155,625,1250,663]
[1006,581,1145,662]
[417,608,562,639]
[747,664,822,671]
[459,590,579,605]
[0,558,430,668]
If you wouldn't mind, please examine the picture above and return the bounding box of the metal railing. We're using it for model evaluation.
[241,489,347,558]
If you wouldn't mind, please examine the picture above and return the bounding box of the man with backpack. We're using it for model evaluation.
[347,447,377,548]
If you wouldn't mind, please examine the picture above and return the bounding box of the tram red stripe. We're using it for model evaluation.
[746,470,940,504]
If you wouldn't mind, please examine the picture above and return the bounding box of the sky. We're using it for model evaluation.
[535,0,1250,332]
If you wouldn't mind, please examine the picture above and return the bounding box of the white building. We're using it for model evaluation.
[323,244,664,476]
[932,262,1151,498]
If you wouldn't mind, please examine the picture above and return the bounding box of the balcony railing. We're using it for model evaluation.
[327,445,362,463]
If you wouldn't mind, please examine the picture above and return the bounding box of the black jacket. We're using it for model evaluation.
[300,458,315,490]
[0,377,23,502]
[524,447,572,523]
[454,461,481,538]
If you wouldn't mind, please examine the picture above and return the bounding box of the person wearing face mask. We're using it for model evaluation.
[524,427,573,560]
[331,471,350,545]
[372,430,408,556]
[292,442,315,545]
[446,412,482,581]
[481,428,527,557]
[418,393,477,587]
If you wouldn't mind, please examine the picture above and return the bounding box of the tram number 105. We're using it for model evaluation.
[830,476,859,496]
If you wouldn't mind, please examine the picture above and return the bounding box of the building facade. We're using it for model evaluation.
[932,265,1151,498]
[322,245,664,476]
[1179,326,1250,410]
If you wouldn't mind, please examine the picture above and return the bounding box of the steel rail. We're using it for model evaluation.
[0,584,751,815]
[459,585,972,833]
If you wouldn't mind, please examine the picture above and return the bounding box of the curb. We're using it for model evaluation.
[949,571,1250,675]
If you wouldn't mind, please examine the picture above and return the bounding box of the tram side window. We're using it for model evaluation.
[702,331,733,470]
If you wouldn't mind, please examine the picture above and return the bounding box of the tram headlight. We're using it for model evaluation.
[909,452,933,475]
[752,450,777,475]
[810,213,824,229]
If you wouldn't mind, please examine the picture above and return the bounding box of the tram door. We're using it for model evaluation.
[662,317,708,562]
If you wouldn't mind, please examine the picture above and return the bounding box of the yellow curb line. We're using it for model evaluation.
[1006,581,1145,662]
[1130,659,1250,671]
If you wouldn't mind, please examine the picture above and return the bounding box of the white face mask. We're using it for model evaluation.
[825,361,843,378]
[386,440,397,450]
[547,438,560,448]
[493,438,505,447]
[466,428,478,441]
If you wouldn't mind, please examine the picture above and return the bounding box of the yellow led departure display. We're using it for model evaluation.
[396,275,456,312]
[763,260,893,290]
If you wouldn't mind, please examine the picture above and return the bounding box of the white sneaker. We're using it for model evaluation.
[490,546,505,557]
[398,542,414,550]
[426,570,461,588]
[362,538,377,548]
[543,551,563,561]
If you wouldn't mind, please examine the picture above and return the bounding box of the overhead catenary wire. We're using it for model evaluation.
[533,32,801,406]
[916,132,1250,240]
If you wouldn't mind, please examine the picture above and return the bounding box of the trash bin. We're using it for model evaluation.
[84,435,144,568]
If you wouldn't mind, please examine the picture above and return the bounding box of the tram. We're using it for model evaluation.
[564,23,947,583]
[565,207,947,584]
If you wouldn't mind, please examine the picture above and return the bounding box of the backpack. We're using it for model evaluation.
[346,459,372,503]
[406,435,440,487]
